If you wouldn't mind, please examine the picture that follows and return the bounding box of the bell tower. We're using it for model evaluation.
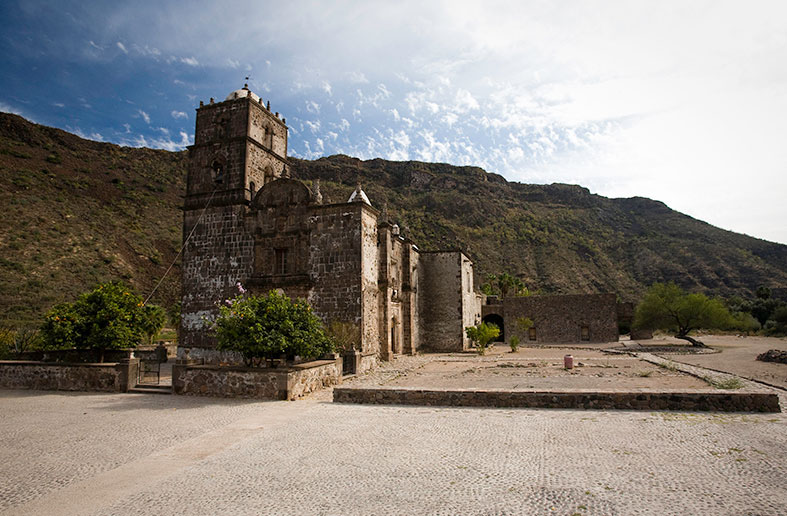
[185,83,289,210]
[180,85,289,354]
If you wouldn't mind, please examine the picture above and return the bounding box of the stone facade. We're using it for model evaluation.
[180,86,480,364]
[483,293,619,344]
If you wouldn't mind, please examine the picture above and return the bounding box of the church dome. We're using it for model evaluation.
[225,84,261,103]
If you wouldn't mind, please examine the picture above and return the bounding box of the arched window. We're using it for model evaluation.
[249,181,256,196]
[211,160,224,184]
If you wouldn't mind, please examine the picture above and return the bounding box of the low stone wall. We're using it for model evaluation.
[333,387,780,412]
[173,357,341,400]
[0,360,139,393]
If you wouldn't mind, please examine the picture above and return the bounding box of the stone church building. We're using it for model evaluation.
[179,85,482,371]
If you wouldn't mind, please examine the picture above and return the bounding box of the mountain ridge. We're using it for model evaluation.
[1,112,785,325]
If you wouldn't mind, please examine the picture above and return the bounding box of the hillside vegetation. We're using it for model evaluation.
[1,112,786,325]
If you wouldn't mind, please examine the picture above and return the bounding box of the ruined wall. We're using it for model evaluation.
[418,252,465,351]
[493,293,619,344]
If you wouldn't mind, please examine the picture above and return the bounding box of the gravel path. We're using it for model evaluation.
[2,386,786,515]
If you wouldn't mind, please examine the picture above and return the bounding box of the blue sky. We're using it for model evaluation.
[2,0,787,244]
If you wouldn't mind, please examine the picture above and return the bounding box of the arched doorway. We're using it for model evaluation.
[482,314,505,342]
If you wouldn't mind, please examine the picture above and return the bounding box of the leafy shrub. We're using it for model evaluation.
[466,322,500,356]
[509,335,520,352]
[40,282,154,360]
[215,290,336,367]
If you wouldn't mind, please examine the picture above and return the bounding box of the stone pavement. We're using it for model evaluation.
[2,385,786,515]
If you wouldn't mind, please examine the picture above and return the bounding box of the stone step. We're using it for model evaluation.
[129,385,172,395]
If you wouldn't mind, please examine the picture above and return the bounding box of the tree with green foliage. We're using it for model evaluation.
[214,290,336,367]
[40,282,148,361]
[633,282,733,347]
[465,322,500,355]
[481,273,531,299]
[139,304,167,346]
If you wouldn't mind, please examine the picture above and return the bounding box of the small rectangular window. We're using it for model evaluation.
[528,327,537,341]
[580,326,590,341]
[274,248,289,275]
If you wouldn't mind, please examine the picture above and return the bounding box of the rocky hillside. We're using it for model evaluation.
[1,112,786,325]
[291,155,787,300]
[0,113,185,325]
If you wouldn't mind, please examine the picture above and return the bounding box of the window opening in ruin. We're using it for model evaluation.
[274,248,289,275]
[211,160,224,184]
[249,181,256,197]
[528,327,537,341]
[580,325,590,341]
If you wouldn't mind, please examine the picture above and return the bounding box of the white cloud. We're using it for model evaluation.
[171,110,188,120]
[305,101,320,114]
[116,41,128,54]
[137,110,150,124]
[305,120,321,133]
[227,58,240,68]
[347,71,369,84]
[127,130,192,152]
[180,56,199,66]
[321,81,332,96]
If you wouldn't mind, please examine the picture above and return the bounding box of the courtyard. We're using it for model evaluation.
[1,336,785,515]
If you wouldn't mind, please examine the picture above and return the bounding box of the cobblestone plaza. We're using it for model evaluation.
[2,385,785,515]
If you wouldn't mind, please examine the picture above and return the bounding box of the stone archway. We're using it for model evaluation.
[482,314,505,342]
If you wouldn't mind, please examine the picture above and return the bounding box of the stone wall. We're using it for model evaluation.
[418,251,469,352]
[486,293,619,344]
[307,203,364,333]
[180,204,254,352]
[333,387,780,412]
[0,360,139,392]
[172,358,341,400]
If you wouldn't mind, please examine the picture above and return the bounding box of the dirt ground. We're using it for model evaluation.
[354,344,710,391]
[641,334,787,389]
